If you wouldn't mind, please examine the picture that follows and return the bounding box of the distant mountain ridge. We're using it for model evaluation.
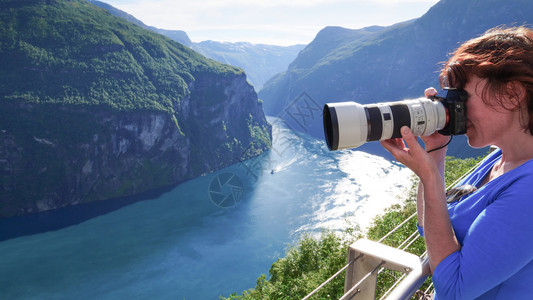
[88,0,304,91]
[289,25,388,70]
[195,41,305,90]
[259,0,533,158]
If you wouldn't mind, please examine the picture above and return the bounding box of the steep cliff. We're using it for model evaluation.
[0,0,271,218]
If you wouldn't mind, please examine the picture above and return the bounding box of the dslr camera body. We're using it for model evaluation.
[323,88,468,150]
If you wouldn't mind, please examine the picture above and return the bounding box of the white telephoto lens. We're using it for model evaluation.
[323,98,447,150]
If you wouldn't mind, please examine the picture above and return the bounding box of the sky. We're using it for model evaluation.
[102,0,440,46]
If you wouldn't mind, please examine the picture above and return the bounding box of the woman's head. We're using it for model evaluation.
[440,26,533,134]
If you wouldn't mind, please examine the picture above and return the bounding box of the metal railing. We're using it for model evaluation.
[302,153,488,300]
[301,219,430,300]
[342,238,428,300]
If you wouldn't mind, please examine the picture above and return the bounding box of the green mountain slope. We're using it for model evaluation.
[1,0,235,111]
[0,0,271,218]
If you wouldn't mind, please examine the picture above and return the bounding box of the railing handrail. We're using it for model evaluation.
[382,256,430,300]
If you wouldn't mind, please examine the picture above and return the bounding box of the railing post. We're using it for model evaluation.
[344,239,423,300]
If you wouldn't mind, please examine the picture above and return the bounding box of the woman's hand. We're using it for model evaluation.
[380,126,439,181]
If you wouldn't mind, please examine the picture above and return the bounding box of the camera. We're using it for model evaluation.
[323,88,468,150]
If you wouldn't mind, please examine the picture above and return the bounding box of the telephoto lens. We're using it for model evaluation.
[323,88,467,150]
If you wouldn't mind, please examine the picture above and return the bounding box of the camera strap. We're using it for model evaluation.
[426,136,453,153]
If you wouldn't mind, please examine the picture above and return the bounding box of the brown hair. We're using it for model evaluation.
[440,26,533,133]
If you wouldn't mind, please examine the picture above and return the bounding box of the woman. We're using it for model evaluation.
[381,26,533,299]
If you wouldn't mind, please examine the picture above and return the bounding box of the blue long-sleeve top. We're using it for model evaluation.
[420,149,533,299]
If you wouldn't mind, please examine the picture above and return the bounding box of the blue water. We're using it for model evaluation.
[0,118,412,299]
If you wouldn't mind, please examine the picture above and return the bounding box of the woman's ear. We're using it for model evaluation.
[506,81,527,108]
[506,81,531,133]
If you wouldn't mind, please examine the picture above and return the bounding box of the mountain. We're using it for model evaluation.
[194,41,305,91]
[287,25,388,70]
[259,0,533,158]
[0,0,271,218]
[87,0,304,91]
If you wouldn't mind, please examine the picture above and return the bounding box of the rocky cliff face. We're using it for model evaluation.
[0,72,270,219]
